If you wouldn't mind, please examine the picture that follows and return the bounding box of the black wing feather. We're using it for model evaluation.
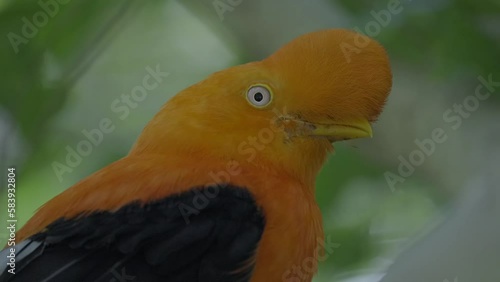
[0,185,265,282]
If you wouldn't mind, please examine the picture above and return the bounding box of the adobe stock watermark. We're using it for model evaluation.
[341,0,411,63]
[444,278,458,282]
[212,0,244,21]
[7,0,71,54]
[178,106,290,224]
[385,74,499,192]
[51,65,169,182]
[282,236,340,282]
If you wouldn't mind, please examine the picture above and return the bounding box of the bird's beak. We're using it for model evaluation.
[307,119,373,142]
[280,117,373,142]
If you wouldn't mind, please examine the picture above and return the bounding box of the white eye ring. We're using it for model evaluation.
[246,85,272,108]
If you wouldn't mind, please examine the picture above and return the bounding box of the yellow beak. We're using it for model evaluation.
[307,119,373,142]
[279,117,373,142]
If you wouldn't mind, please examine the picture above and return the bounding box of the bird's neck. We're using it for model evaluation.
[130,136,328,191]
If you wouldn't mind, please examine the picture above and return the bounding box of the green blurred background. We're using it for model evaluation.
[1,0,499,281]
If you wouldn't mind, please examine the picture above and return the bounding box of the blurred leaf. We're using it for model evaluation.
[316,146,386,209]
[0,0,141,150]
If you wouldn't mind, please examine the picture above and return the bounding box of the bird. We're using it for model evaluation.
[0,29,392,282]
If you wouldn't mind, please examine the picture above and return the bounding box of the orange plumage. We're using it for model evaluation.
[13,29,391,282]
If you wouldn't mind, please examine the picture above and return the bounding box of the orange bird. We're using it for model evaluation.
[1,29,391,282]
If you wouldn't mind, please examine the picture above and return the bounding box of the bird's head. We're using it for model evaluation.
[131,29,392,185]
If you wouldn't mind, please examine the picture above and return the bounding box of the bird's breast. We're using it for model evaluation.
[247,180,323,282]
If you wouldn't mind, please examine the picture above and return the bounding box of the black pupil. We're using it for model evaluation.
[254,92,264,102]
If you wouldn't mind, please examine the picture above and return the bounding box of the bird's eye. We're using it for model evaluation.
[246,85,272,108]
